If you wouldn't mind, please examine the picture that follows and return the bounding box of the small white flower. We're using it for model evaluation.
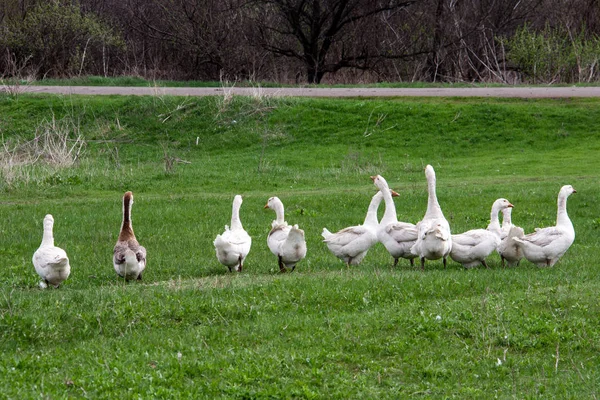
[496,358,502,366]
[435,315,442,321]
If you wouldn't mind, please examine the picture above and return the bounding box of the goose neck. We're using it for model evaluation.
[501,207,512,229]
[426,175,441,217]
[556,192,571,227]
[119,197,135,240]
[364,193,383,228]
[488,202,502,232]
[231,201,243,230]
[41,227,54,247]
[380,188,398,225]
[273,201,285,225]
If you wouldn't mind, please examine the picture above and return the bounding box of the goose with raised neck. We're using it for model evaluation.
[513,185,576,267]
[449,198,513,268]
[500,207,514,238]
[265,196,306,272]
[113,191,147,280]
[32,214,70,288]
[498,205,524,267]
[322,190,392,267]
[371,175,418,267]
[214,195,252,272]
[410,165,452,270]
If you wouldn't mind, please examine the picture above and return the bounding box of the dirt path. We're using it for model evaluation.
[15,85,600,98]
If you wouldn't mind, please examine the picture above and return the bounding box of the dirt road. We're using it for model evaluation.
[14,85,600,98]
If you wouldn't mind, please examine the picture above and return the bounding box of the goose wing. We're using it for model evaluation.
[520,227,563,247]
[386,222,418,242]
[323,226,369,247]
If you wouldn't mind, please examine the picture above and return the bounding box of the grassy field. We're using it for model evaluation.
[0,91,599,398]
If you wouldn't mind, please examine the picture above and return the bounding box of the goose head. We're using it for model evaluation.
[264,196,282,210]
[43,214,55,230]
[560,185,577,197]
[425,165,436,182]
[370,175,400,198]
[124,191,134,207]
[370,174,389,191]
[494,198,514,211]
[233,194,243,207]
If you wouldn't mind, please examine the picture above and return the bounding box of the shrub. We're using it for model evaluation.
[503,24,600,83]
[0,1,125,78]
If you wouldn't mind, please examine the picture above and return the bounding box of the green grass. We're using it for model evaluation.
[0,92,599,398]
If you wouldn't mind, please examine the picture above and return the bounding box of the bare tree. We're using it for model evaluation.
[248,0,418,83]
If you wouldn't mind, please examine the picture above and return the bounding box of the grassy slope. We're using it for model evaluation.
[0,93,599,398]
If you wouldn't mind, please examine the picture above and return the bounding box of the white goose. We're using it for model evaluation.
[410,165,452,270]
[322,190,392,267]
[449,198,513,268]
[371,175,418,267]
[214,195,252,272]
[32,214,70,288]
[498,206,524,267]
[264,197,307,272]
[513,185,577,267]
[113,191,147,280]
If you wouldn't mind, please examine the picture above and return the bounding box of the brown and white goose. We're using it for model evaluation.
[113,191,147,280]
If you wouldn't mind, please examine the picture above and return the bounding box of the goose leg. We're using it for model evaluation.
[238,256,243,272]
[393,258,399,268]
[278,256,286,273]
[443,257,447,269]
[410,258,415,267]
[228,266,232,273]
[501,256,505,268]
[420,257,425,271]
[137,272,143,281]
[481,259,490,269]
[291,265,296,272]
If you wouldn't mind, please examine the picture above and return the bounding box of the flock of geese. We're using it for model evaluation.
[32,165,577,289]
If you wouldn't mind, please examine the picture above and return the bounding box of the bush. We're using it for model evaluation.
[503,24,600,83]
[0,1,125,78]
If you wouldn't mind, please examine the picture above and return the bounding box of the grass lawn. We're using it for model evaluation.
[0,91,599,398]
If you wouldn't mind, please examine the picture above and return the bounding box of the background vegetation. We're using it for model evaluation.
[1,0,600,84]
[0,91,598,397]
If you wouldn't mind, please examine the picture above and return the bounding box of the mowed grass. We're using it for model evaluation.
[0,92,599,398]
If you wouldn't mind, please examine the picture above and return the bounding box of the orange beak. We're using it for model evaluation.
[391,190,400,197]
[508,203,514,208]
[263,203,269,209]
[370,176,377,182]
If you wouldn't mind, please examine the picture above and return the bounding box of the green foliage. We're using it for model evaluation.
[0,93,599,397]
[504,24,600,83]
[0,1,125,78]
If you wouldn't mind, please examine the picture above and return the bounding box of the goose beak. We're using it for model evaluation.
[370,176,377,182]
[391,190,400,197]
[263,203,269,209]
[508,203,514,208]
[573,189,577,193]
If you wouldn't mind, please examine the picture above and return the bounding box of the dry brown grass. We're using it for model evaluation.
[0,114,86,185]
